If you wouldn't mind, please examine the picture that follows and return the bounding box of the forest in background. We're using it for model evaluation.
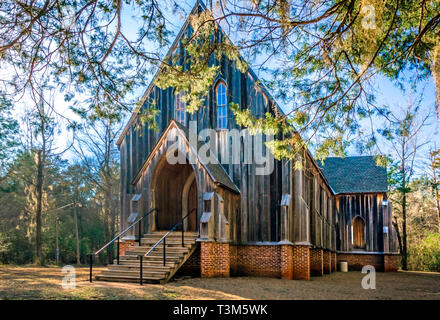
[0,93,121,266]
[0,1,439,271]
[0,95,439,271]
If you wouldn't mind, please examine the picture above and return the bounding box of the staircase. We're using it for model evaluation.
[95,231,198,284]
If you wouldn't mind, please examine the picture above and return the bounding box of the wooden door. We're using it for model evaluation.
[352,216,365,249]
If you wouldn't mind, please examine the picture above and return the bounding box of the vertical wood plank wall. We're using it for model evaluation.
[118,25,397,252]
[119,48,284,243]
[336,193,396,252]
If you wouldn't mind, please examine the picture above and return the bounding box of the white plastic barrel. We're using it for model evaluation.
[338,261,348,272]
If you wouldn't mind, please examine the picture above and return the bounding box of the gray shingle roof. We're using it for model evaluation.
[320,156,388,194]
[174,121,240,194]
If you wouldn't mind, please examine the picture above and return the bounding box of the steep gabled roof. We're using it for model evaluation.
[320,156,388,194]
[116,0,284,146]
[132,120,240,194]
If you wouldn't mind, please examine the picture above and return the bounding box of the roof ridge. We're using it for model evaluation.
[116,1,284,146]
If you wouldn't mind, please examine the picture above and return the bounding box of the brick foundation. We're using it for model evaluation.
[176,245,201,277]
[181,242,314,280]
[323,250,331,274]
[292,245,310,280]
[181,244,400,278]
[230,245,281,277]
[281,245,294,280]
[119,239,135,256]
[384,254,399,272]
[331,252,337,272]
[229,244,311,280]
[200,242,230,277]
[310,248,324,276]
[337,252,400,272]
[337,253,383,271]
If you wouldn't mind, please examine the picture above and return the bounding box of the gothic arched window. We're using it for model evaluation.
[174,91,186,125]
[216,81,227,129]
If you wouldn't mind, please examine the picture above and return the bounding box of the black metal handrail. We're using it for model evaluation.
[87,207,159,283]
[137,208,197,285]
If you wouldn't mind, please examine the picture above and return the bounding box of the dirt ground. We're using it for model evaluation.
[0,266,439,300]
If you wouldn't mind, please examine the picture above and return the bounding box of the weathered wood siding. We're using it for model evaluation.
[336,193,397,252]
[118,17,396,253]
[118,37,284,243]
[288,151,336,250]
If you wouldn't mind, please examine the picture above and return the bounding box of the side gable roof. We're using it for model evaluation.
[116,0,284,146]
[132,120,240,194]
[320,156,388,194]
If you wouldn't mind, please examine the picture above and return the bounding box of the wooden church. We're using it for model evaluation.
[95,2,399,283]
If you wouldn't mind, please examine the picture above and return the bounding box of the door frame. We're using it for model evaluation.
[182,171,196,231]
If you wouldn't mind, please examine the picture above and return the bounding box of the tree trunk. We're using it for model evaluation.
[392,216,403,268]
[401,147,408,270]
[402,191,408,270]
[55,217,59,265]
[105,189,114,265]
[435,189,440,233]
[73,203,81,265]
[35,149,44,265]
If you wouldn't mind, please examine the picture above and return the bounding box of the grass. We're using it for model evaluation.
[0,265,439,300]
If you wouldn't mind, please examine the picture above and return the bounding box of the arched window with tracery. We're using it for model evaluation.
[352,215,366,249]
[174,91,186,125]
[216,81,227,129]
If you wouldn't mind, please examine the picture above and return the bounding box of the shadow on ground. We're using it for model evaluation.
[0,266,439,300]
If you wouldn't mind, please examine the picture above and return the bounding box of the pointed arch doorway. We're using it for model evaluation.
[151,156,197,231]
